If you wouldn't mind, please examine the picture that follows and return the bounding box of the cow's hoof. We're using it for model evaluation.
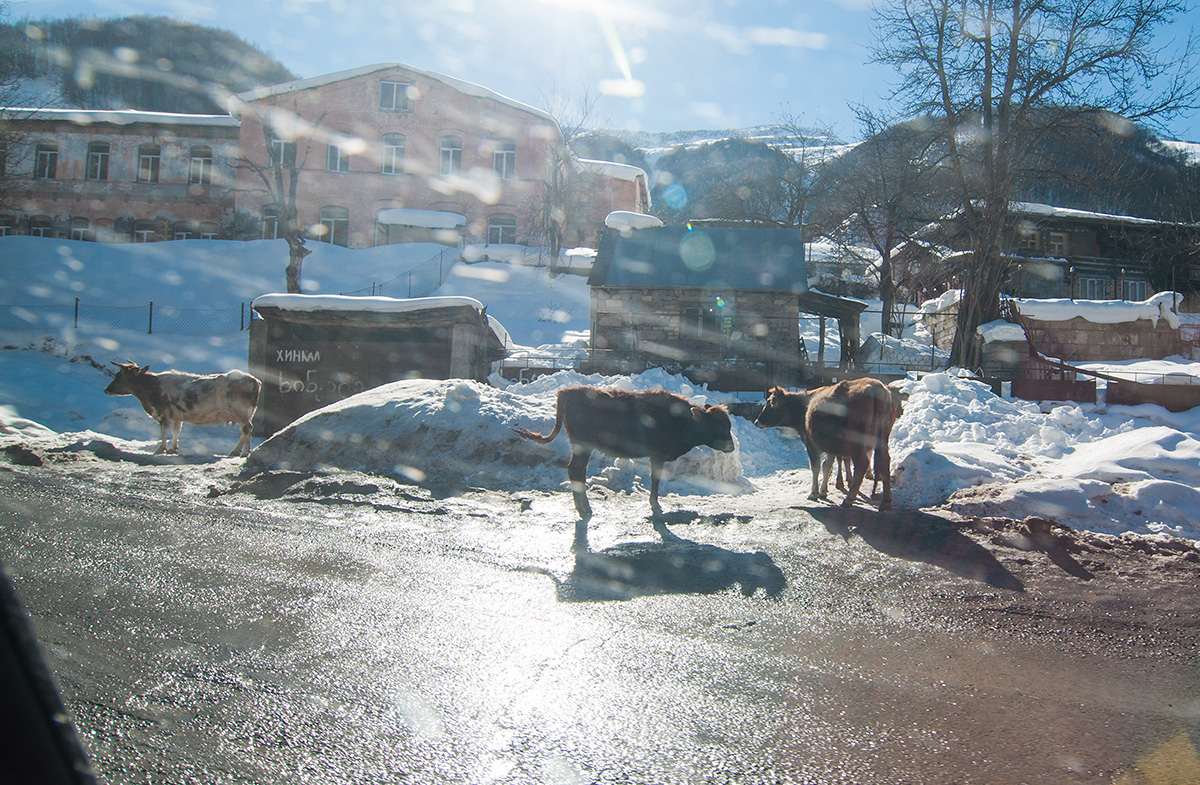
[165,448,178,455]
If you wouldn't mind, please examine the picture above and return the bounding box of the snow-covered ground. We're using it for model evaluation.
[2,235,1199,544]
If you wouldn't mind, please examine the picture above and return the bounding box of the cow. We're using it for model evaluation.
[104,361,262,457]
[755,378,904,510]
[512,386,736,529]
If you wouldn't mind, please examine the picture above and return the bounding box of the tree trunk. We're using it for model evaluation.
[285,238,311,294]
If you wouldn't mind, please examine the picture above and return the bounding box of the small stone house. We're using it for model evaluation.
[248,294,507,434]
[587,224,866,391]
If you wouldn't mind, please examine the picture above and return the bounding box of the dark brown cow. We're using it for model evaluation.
[104,362,262,457]
[755,378,904,510]
[512,386,736,527]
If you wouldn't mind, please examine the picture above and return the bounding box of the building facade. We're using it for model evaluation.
[0,63,648,250]
[0,109,239,241]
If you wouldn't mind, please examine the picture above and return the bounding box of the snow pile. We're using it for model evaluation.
[1014,292,1183,328]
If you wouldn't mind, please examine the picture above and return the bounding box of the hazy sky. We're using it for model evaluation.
[17,0,1200,142]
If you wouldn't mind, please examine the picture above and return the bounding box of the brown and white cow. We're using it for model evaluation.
[104,362,262,457]
[755,378,904,510]
[512,386,736,526]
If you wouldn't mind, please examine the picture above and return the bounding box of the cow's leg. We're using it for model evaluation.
[166,421,181,455]
[567,448,592,519]
[648,457,666,518]
[154,419,170,454]
[231,421,251,457]
[819,453,836,499]
[806,447,822,500]
[842,451,870,508]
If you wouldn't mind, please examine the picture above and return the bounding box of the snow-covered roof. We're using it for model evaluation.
[376,209,465,229]
[252,293,484,314]
[605,211,663,230]
[1010,201,1167,227]
[1014,292,1183,328]
[233,63,558,128]
[577,158,648,181]
[1,107,239,128]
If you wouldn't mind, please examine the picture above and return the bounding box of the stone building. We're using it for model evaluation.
[0,109,239,241]
[587,224,866,391]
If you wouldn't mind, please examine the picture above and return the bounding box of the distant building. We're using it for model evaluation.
[0,63,647,250]
[0,109,239,241]
[587,223,866,391]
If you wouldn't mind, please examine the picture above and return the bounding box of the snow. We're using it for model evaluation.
[605,211,664,231]
[3,108,240,128]
[1014,292,1182,328]
[2,235,1200,544]
[252,293,485,314]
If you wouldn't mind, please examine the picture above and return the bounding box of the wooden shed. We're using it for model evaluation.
[249,294,507,435]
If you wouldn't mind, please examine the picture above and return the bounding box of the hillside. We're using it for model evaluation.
[1,15,296,114]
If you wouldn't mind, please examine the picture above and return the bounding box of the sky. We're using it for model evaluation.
[17,0,1200,143]
[3,233,1200,545]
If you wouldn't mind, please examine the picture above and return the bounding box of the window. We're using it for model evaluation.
[29,216,52,237]
[326,133,351,173]
[0,216,12,236]
[138,144,161,183]
[86,142,110,181]
[381,133,405,174]
[439,135,462,176]
[1123,279,1149,301]
[682,305,721,339]
[198,222,219,240]
[1076,276,1107,300]
[70,218,91,242]
[0,143,7,175]
[269,138,296,168]
[262,205,279,240]
[35,143,58,179]
[317,206,349,247]
[172,221,195,241]
[1048,231,1068,256]
[133,219,157,243]
[487,213,517,245]
[379,81,414,112]
[190,146,213,185]
[493,140,516,180]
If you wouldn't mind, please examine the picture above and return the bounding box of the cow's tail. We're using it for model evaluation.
[512,396,565,445]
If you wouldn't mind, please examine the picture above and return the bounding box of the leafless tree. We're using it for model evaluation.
[536,83,603,266]
[232,100,323,293]
[873,0,1200,367]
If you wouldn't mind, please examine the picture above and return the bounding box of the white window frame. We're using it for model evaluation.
[487,214,517,245]
[35,143,57,179]
[493,140,516,180]
[86,142,110,181]
[439,136,462,176]
[1122,279,1149,302]
[138,145,161,183]
[269,139,296,169]
[326,133,351,173]
[262,205,279,240]
[1047,231,1068,256]
[317,206,350,247]
[1076,276,1107,300]
[190,146,213,185]
[381,134,405,175]
[379,81,413,112]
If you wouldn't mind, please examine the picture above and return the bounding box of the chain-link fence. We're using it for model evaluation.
[340,247,458,299]
[0,299,252,335]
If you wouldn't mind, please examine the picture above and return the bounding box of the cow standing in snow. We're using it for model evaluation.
[755,378,903,510]
[512,386,736,543]
[104,362,261,457]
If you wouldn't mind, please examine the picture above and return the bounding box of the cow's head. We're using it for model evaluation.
[693,403,736,453]
[754,386,805,430]
[104,360,149,396]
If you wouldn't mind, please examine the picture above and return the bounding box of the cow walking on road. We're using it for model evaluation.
[755,378,904,510]
[104,362,262,457]
[513,386,736,545]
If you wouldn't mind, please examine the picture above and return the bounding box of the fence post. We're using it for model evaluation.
[148,301,153,335]
[74,297,79,329]
[408,272,412,298]
[240,302,246,331]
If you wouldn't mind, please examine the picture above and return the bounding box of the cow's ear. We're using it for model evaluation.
[690,405,705,421]
[139,365,150,374]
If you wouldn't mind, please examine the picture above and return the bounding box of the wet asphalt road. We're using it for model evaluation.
[1,458,1199,784]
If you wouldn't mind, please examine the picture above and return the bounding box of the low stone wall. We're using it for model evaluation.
[1022,316,1182,363]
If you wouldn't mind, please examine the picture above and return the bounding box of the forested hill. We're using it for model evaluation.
[1,15,296,114]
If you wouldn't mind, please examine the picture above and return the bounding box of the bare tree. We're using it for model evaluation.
[873,0,1200,367]
[232,100,321,293]
[536,83,603,267]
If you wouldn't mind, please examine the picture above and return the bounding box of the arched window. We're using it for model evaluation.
[487,213,517,245]
[262,205,279,240]
[86,142,110,181]
[190,145,213,185]
[29,215,53,237]
[439,135,462,176]
[138,144,161,183]
[133,219,158,243]
[382,133,405,174]
[326,132,352,172]
[172,221,195,241]
[317,206,350,247]
[70,217,92,242]
[0,215,13,236]
[199,222,220,240]
[34,143,57,179]
[492,140,516,180]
